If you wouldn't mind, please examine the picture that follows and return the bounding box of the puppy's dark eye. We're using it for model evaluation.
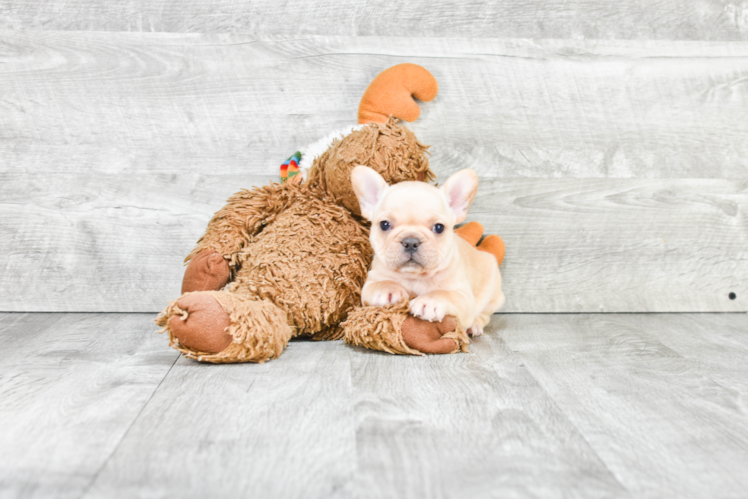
[433,223,445,234]
[379,220,391,231]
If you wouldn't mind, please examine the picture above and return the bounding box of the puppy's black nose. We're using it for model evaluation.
[402,237,421,254]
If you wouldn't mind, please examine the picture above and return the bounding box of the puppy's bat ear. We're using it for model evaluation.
[351,165,389,220]
[440,169,478,224]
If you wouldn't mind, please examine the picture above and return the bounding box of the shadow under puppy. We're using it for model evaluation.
[351,166,506,336]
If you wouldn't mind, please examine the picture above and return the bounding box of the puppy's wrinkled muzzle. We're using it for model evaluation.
[399,254,425,272]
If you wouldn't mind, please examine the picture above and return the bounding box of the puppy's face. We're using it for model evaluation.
[351,166,478,275]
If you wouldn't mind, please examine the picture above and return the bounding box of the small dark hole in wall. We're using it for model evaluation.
[729,292,737,300]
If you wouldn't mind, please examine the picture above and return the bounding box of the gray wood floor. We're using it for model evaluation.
[2,312,747,498]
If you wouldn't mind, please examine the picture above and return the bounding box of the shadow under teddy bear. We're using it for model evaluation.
[156,64,505,363]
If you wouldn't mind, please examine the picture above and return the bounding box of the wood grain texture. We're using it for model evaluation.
[4,312,748,497]
[644,313,748,394]
[2,33,748,179]
[472,178,748,313]
[2,0,748,40]
[0,173,269,312]
[0,313,177,498]
[500,313,748,497]
[85,337,358,498]
[1,174,745,312]
[2,32,747,312]
[0,172,270,312]
[345,328,627,497]
[79,315,628,498]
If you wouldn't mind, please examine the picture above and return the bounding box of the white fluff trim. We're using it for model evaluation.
[298,124,365,180]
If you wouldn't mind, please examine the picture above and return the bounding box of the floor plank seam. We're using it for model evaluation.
[79,352,180,497]
[498,343,634,496]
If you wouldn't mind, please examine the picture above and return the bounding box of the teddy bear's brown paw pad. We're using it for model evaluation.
[169,293,232,353]
[401,316,460,354]
[182,249,231,294]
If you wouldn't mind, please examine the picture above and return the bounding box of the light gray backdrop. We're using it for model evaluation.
[1,1,747,313]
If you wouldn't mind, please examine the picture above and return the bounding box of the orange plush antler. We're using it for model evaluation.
[358,64,438,124]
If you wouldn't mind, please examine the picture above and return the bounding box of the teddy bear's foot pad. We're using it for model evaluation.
[168,293,233,353]
[181,249,231,294]
[402,315,461,354]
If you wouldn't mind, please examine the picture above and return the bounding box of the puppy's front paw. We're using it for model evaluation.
[369,285,409,306]
[409,296,448,322]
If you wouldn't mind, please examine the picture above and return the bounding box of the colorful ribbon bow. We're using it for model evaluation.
[280,151,302,183]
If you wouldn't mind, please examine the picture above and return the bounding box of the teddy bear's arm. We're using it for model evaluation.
[342,303,469,355]
[185,182,298,268]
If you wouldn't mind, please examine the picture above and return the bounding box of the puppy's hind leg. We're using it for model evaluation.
[468,292,505,336]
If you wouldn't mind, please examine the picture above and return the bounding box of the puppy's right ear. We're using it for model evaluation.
[351,165,389,220]
[440,169,479,224]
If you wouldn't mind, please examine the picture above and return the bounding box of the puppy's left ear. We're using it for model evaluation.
[351,165,389,220]
[440,169,478,224]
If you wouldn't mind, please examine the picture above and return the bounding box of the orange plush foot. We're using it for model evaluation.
[478,235,506,266]
[168,293,232,353]
[358,63,438,124]
[401,316,460,354]
[455,221,484,246]
[181,249,230,294]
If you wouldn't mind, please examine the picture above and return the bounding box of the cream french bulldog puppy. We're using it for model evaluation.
[351,166,505,336]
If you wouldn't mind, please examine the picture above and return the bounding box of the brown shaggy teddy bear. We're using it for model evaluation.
[156,64,504,363]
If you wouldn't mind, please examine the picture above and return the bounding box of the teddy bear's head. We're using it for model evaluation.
[308,118,435,217]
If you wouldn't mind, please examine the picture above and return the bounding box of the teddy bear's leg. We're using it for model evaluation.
[156,291,293,363]
[342,303,469,355]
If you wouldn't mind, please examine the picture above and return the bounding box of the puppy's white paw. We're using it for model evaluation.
[467,323,484,337]
[409,296,447,322]
[370,285,409,306]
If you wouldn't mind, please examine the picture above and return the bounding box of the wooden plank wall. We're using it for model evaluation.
[0,4,746,312]
[3,0,748,39]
